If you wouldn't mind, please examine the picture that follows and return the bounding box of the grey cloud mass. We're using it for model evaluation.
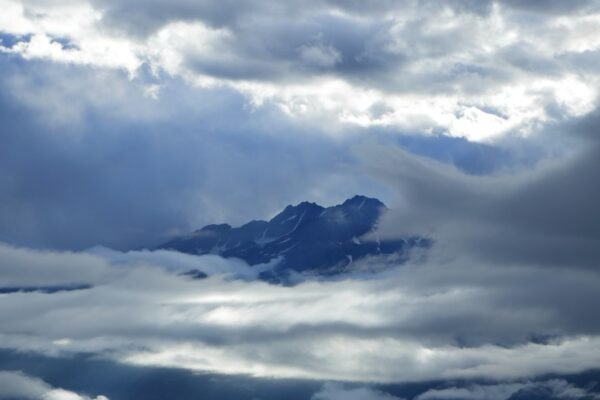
[364,109,600,269]
[7,0,598,97]
[0,57,389,250]
[3,0,599,147]
[88,0,600,36]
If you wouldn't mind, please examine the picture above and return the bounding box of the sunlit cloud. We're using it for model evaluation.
[1,0,599,141]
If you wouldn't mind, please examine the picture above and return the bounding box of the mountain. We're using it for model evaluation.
[158,195,427,280]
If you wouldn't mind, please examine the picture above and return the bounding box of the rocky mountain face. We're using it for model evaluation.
[159,195,427,280]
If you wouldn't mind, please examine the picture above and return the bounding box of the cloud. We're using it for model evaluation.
[0,51,547,252]
[1,240,600,383]
[0,240,263,290]
[0,370,108,400]
[0,242,112,288]
[312,383,403,400]
[1,0,600,392]
[416,382,523,400]
[416,379,600,400]
[361,108,600,270]
[500,0,600,15]
[88,246,270,280]
[311,380,600,400]
[298,42,342,69]
[1,0,600,141]
[0,55,392,250]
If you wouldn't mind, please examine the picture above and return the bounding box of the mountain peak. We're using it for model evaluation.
[282,200,322,212]
[342,195,385,209]
[197,223,232,232]
[158,195,427,280]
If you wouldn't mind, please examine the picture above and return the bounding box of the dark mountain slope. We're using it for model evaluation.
[159,195,427,277]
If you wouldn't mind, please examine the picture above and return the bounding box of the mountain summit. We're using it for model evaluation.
[159,195,426,279]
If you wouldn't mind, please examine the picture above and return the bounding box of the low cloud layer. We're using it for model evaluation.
[416,379,600,400]
[0,370,108,400]
[313,379,600,400]
[312,383,404,400]
[1,237,600,383]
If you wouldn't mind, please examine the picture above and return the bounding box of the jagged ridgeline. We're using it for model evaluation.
[158,195,427,277]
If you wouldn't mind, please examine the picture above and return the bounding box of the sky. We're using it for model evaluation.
[1,1,600,399]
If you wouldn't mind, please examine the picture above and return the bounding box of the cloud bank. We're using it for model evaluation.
[0,370,108,400]
[1,235,600,383]
[1,0,600,141]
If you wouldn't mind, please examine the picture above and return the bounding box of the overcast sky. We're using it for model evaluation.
[1,1,600,399]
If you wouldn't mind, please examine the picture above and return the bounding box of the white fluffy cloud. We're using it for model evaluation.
[1,0,599,141]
